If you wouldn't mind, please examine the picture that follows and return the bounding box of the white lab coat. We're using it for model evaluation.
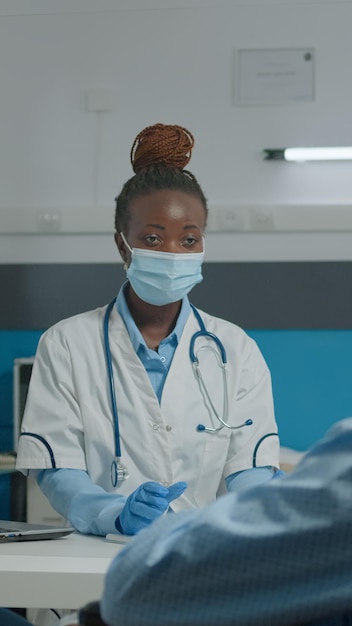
[16,304,279,511]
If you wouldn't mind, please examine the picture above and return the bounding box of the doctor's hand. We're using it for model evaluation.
[116,480,187,535]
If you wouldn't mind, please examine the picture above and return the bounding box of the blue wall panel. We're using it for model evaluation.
[0,475,11,519]
[0,331,42,518]
[1,328,352,517]
[0,330,42,449]
[1,329,352,453]
[249,330,352,451]
[1,262,351,519]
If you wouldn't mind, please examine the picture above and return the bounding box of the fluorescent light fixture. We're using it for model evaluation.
[264,147,352,162]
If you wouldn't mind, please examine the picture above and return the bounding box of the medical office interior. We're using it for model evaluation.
[1,0,352,523]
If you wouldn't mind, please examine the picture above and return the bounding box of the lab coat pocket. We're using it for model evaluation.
[193,436,230,507]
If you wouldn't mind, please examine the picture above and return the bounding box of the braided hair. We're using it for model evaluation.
[114,123,208,232]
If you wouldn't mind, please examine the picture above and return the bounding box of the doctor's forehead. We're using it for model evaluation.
[126,189,206,228]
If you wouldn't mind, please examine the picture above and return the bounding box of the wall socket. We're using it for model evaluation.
[216,207,245,232]
[250,207,275,231]
[36,209,62,233]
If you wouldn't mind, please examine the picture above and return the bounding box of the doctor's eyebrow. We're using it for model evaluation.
[183,224,202,231]
[144,223,166,230]
[143,223,202,233]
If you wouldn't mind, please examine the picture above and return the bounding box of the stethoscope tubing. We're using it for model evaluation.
[104,298,257,485]
[103,298,121,458]
[189,305,227,364]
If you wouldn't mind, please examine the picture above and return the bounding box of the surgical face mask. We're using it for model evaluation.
[120,233,204,306]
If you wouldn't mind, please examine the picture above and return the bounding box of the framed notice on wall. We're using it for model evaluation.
[234,48,315,105]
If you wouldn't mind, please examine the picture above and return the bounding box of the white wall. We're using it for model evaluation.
[1,0,352,263]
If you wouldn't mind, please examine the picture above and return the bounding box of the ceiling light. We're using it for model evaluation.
[264,147,352,162]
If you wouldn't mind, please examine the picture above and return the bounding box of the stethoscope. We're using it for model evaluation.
[104,298,253,487]
[189,305,253,433]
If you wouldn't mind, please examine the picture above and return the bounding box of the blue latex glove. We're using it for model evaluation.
[272,469,286,479]
[116,481,187,535]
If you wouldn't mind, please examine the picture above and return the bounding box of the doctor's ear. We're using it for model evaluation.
[114,232,129,267]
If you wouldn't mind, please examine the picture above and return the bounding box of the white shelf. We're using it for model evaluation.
[2,205,352,235]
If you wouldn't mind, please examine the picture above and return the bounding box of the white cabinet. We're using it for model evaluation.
[26,478,65,525]
[13,357,66,525]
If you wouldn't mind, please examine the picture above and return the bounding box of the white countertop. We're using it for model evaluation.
[0,532,126,609]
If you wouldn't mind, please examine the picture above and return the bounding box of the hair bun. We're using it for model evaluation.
[130,123,194,173]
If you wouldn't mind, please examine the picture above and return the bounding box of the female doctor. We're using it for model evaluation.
[16,123,282,537]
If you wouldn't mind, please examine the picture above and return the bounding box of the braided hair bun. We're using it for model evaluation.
[114,122,207,232]
[130,123,194,173]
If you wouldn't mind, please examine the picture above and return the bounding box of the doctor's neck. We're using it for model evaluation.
[126,283,182,351]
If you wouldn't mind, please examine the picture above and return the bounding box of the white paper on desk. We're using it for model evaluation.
[105,533,132,544]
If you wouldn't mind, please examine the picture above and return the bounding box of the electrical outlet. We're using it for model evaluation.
[217,207,245,232]
[36,209,62,233]
[250,207,275,232]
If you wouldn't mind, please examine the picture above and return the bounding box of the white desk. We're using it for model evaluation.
[0,532,125,609]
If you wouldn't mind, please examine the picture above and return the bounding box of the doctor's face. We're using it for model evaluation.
[116,189,206,263]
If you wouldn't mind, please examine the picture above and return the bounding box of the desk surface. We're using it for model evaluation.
[0,532,126,609]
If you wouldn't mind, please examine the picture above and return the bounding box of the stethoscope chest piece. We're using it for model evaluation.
[111,458,129,488]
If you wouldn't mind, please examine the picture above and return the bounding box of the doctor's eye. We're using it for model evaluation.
[181,236,199,248]
[143,234,162,247]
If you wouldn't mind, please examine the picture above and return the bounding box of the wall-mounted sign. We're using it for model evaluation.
[234,48,315,105]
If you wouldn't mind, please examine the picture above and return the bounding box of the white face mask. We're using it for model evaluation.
[120,233,204,306]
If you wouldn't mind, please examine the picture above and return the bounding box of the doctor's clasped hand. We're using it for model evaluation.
[116,481,187,535]
[16,122,282,538]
